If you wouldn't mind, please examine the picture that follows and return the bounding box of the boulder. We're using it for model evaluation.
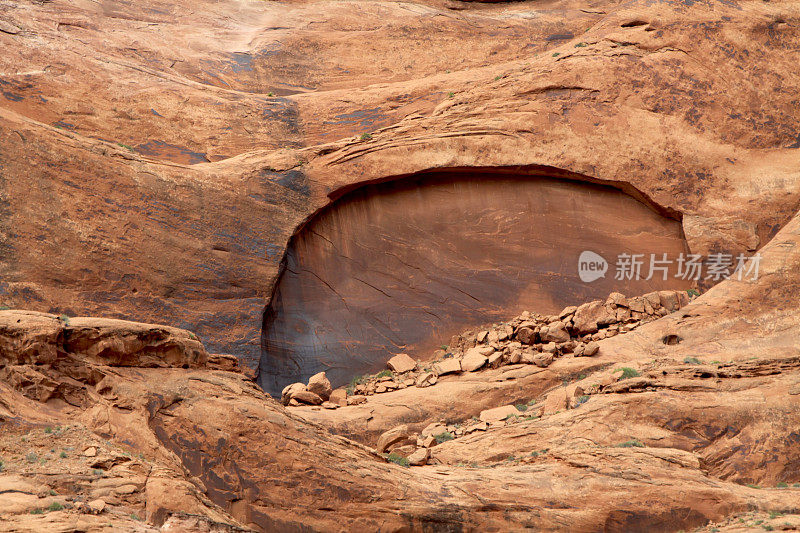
[540,321,570,343]
[520,350,537,364]
[643,291,662,308]
[479,405,519,424]
[415,372,437,388]
[628,296,645,312]
[542,342,558,354]
[387,353,417,373]
[532,352,554,367]
[376,424,412,453]
[329,389,347,406]
[583,341,600,356]
[434,358,461,375]
[559,305,578,319]
[321,401,338,409]
[606,292,628,307]
[572,301,614,334]
[307,372,332,400]
[659,290,680,312]
[291,390,324,405]
[281,382,307,406]
[477,345,495,356]
[407,448,431,466]
[347,395,367,405]
[516,326,537,344]
[461,347,488,372]
[488,351,503,368]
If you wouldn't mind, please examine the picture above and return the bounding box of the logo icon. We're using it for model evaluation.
[578,251,608,283]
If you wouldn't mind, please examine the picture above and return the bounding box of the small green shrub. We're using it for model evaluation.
[683,356,702,365]
[618,367,640,380]
[746,483,761,489]
[375,369,392,379]
[0,459,3,472]
[30,508,44,515]
[763,525,774,531]
[386,453,410,467]
[687,288,700,297]
[447,91,455,98]
[552,52,560,57]
[92,469,104,476]
[617,439,645,448]
[44,426,52,434]
[130,513,142,521]
[267,92,275,97]
[47,502,64,512]
[58,315,70,326]
[503,413,519,421]
[494,75,502,81]
[776,481,788,488]
[116,143,133,151]
[49,489,56,496]
[346,375,365,395]
[26,452,38,463]
[575,395,590,406]
[59,451,67,459]
[575,42,587,47]
[515,404,528,412]
[360,132,373,141]
[434,431,454,444]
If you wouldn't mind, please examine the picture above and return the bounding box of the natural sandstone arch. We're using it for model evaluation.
[257,167,691,395]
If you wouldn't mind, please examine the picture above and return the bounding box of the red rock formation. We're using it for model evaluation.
[260,169,690,394]
[1,0,799,378]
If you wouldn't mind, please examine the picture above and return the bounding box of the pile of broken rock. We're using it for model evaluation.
[353,290,690,398]
[281,371,347,408]
[282,290,692,407]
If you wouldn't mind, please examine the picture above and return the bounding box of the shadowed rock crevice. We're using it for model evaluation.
[258,168,691,396]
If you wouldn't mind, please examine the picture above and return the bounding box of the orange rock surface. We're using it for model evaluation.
[2,0,800,530]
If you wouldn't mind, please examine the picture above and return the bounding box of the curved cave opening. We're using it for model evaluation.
[257,166,691,396]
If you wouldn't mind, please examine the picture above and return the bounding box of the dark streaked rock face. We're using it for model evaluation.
[258,171,690,395]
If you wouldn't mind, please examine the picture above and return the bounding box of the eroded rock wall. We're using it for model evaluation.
[259,170,691,394]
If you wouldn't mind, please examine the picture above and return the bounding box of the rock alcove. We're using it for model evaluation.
[258,167,691,395]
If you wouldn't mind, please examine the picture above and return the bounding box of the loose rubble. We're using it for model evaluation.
[284,290,693,407]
